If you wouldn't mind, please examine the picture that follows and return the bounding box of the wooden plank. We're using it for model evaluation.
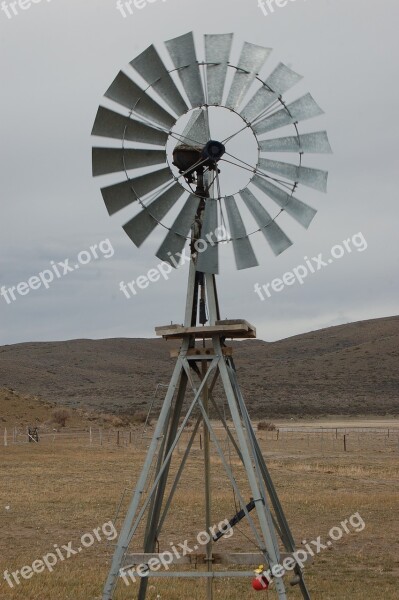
[162,332,256,340]
[216,320,252,326]
[156,324,249,336]
[169,347,233,358]
[155,319,256,340]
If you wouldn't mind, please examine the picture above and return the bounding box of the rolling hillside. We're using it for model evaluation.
[0,316,398,418]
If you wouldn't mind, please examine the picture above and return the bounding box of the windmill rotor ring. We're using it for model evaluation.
[92,32,332,274]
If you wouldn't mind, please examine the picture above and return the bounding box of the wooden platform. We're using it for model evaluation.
[156,319,256,340]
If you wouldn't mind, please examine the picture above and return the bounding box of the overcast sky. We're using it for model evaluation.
[1,0,398,345]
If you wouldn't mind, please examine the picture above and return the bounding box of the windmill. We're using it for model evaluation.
[91,31,331,600]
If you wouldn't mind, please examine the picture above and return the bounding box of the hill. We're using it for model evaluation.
[0,316,398,418]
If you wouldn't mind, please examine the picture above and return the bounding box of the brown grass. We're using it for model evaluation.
[0,421,398,600]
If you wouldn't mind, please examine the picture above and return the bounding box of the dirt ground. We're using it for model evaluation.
[0,419,398,600]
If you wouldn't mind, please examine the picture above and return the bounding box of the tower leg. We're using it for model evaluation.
[227,358,311,599]
[138,371,188,600]
[102,350,218,599]
[102,345,189,599]
[202,360,213,600]
[213,336,288,600]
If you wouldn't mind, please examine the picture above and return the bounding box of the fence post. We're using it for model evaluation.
[90,427,92,445]
[117,431,120,446]
[344,434,347,452]
[129,431,132,444]
[4,428,7,447]
[99,428,102,446]
[276,429,279,441]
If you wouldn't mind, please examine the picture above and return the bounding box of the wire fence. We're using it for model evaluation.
[1,427,142,448]
[1,424,399,454]
[257,426,399,454]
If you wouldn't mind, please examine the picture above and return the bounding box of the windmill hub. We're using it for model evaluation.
[172,139,226,170]
[166,105,260,195]
[202,140,226,164]
[172,138,225,186]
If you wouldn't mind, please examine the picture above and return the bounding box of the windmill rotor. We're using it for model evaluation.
[92,31,331,275]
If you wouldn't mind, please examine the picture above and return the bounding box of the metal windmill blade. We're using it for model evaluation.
[239,188,293,256]
[259,131,332,154]
[104,70,175,129]
[165,32,205,108]
[241,62,303,123]
[92,31,331,275]
[258,158,328,193]
[196,198,219,273]
[130,44,188,117]
[204,33,233,105]
[92,106,169,146]
[177,108,210,146]
[123,183,185,248]
[226,42,272,110]
[252,93,325,135]
[224,195,259,269]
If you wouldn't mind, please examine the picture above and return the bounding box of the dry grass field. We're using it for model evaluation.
[2,318,398,598]
[1,419,398,600]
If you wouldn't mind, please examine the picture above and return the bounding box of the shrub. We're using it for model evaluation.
[131,411,149,425]
[101,415,126,428]
[257,421,276,432]
[52,408,70,428]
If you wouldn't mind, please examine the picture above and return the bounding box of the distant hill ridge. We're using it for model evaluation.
[0,315,398,417]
